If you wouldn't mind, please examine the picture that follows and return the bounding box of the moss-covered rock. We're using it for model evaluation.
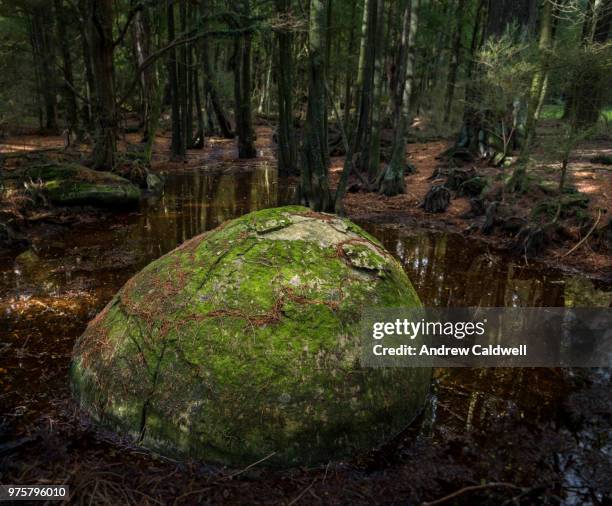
[26,163,140,206]
[71,206,430,467]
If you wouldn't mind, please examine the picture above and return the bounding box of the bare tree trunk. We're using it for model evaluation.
[133,8,154,142]
[343,0,358,126]
[29,19,44,131]
[352,0,378,170]
[179,0,190,152]
[204,93,215,135]
[167,0,185,160]
[443,0,466,124]
[379,0,419,197]
[87,0,117,169]
[367,0,386,182]
[201,0,234,138]
[54,0,80,137]
[508,0,554,192]
[352,0,370,120]
[232,0,257,159]
[31,7,58,132]
[76,3,96,131]
[193,66,205,147]
[522,0,553,153]
[301,0,332,211]
[384,0,404,121]
[275,0,298,175]
[257,37,273,114]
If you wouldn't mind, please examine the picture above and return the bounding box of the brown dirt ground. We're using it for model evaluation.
[331,134,611,281]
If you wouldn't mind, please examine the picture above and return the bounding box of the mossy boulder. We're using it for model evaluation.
[71,206,430,467]
[26,163,140,206]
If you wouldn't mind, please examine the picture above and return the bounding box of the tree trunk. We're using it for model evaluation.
[133,8,154,142]
[204,93,216,135]
[179,0,190,152]
[28,19,44,131]
[77,7,96,131]
[443,0,466,123]
[352,0,378,169]
[232,0,257,159]
[342,0,358,126]
[144,82,163,163]
[167,0,185,160]
[301,0,332,211]
[257,37,273,114]
[54,0,80,136]
[31,7,58,132]
[352,0,370,120]
[367,0,386,182]
[200,0,234,139]
[522,0,553,153]
[508,0,554,192]
[193,66,205,147]
[379,0,419,197]
[88,0,117,169]
[384,0,404,120]
[275,0,298,175]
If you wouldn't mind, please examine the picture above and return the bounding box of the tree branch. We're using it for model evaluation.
[113,1,145,48]
[117,25,258,106]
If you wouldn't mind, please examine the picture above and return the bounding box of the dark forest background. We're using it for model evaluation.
[0,0,610,212]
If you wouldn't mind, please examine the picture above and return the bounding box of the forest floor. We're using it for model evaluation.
[332,136,612,282]
[1,120,610,281]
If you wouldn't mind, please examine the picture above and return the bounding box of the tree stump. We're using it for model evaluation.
[461,197,486,218]
[512,224,552,258]
[458,176,487,197]
[481,201,499,234]
[421,185,451,213]
[446,167,477,191]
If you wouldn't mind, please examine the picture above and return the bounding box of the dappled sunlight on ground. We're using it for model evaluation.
[0,135,65,153]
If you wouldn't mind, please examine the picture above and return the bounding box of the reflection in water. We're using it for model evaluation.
[134,167,295,263]
[361,224,610,309]
[358,222,612,483]
[0,168,610,491]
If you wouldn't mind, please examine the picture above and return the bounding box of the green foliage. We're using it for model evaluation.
[538,104,612,122]
[548,41,612,125]
[476,33,536,117]
[539,104,564,119]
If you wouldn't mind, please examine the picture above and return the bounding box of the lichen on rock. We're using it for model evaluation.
[71,206,430,467]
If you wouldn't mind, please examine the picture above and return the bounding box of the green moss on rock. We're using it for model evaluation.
[27,163,140,206]
[71,206,430,467]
